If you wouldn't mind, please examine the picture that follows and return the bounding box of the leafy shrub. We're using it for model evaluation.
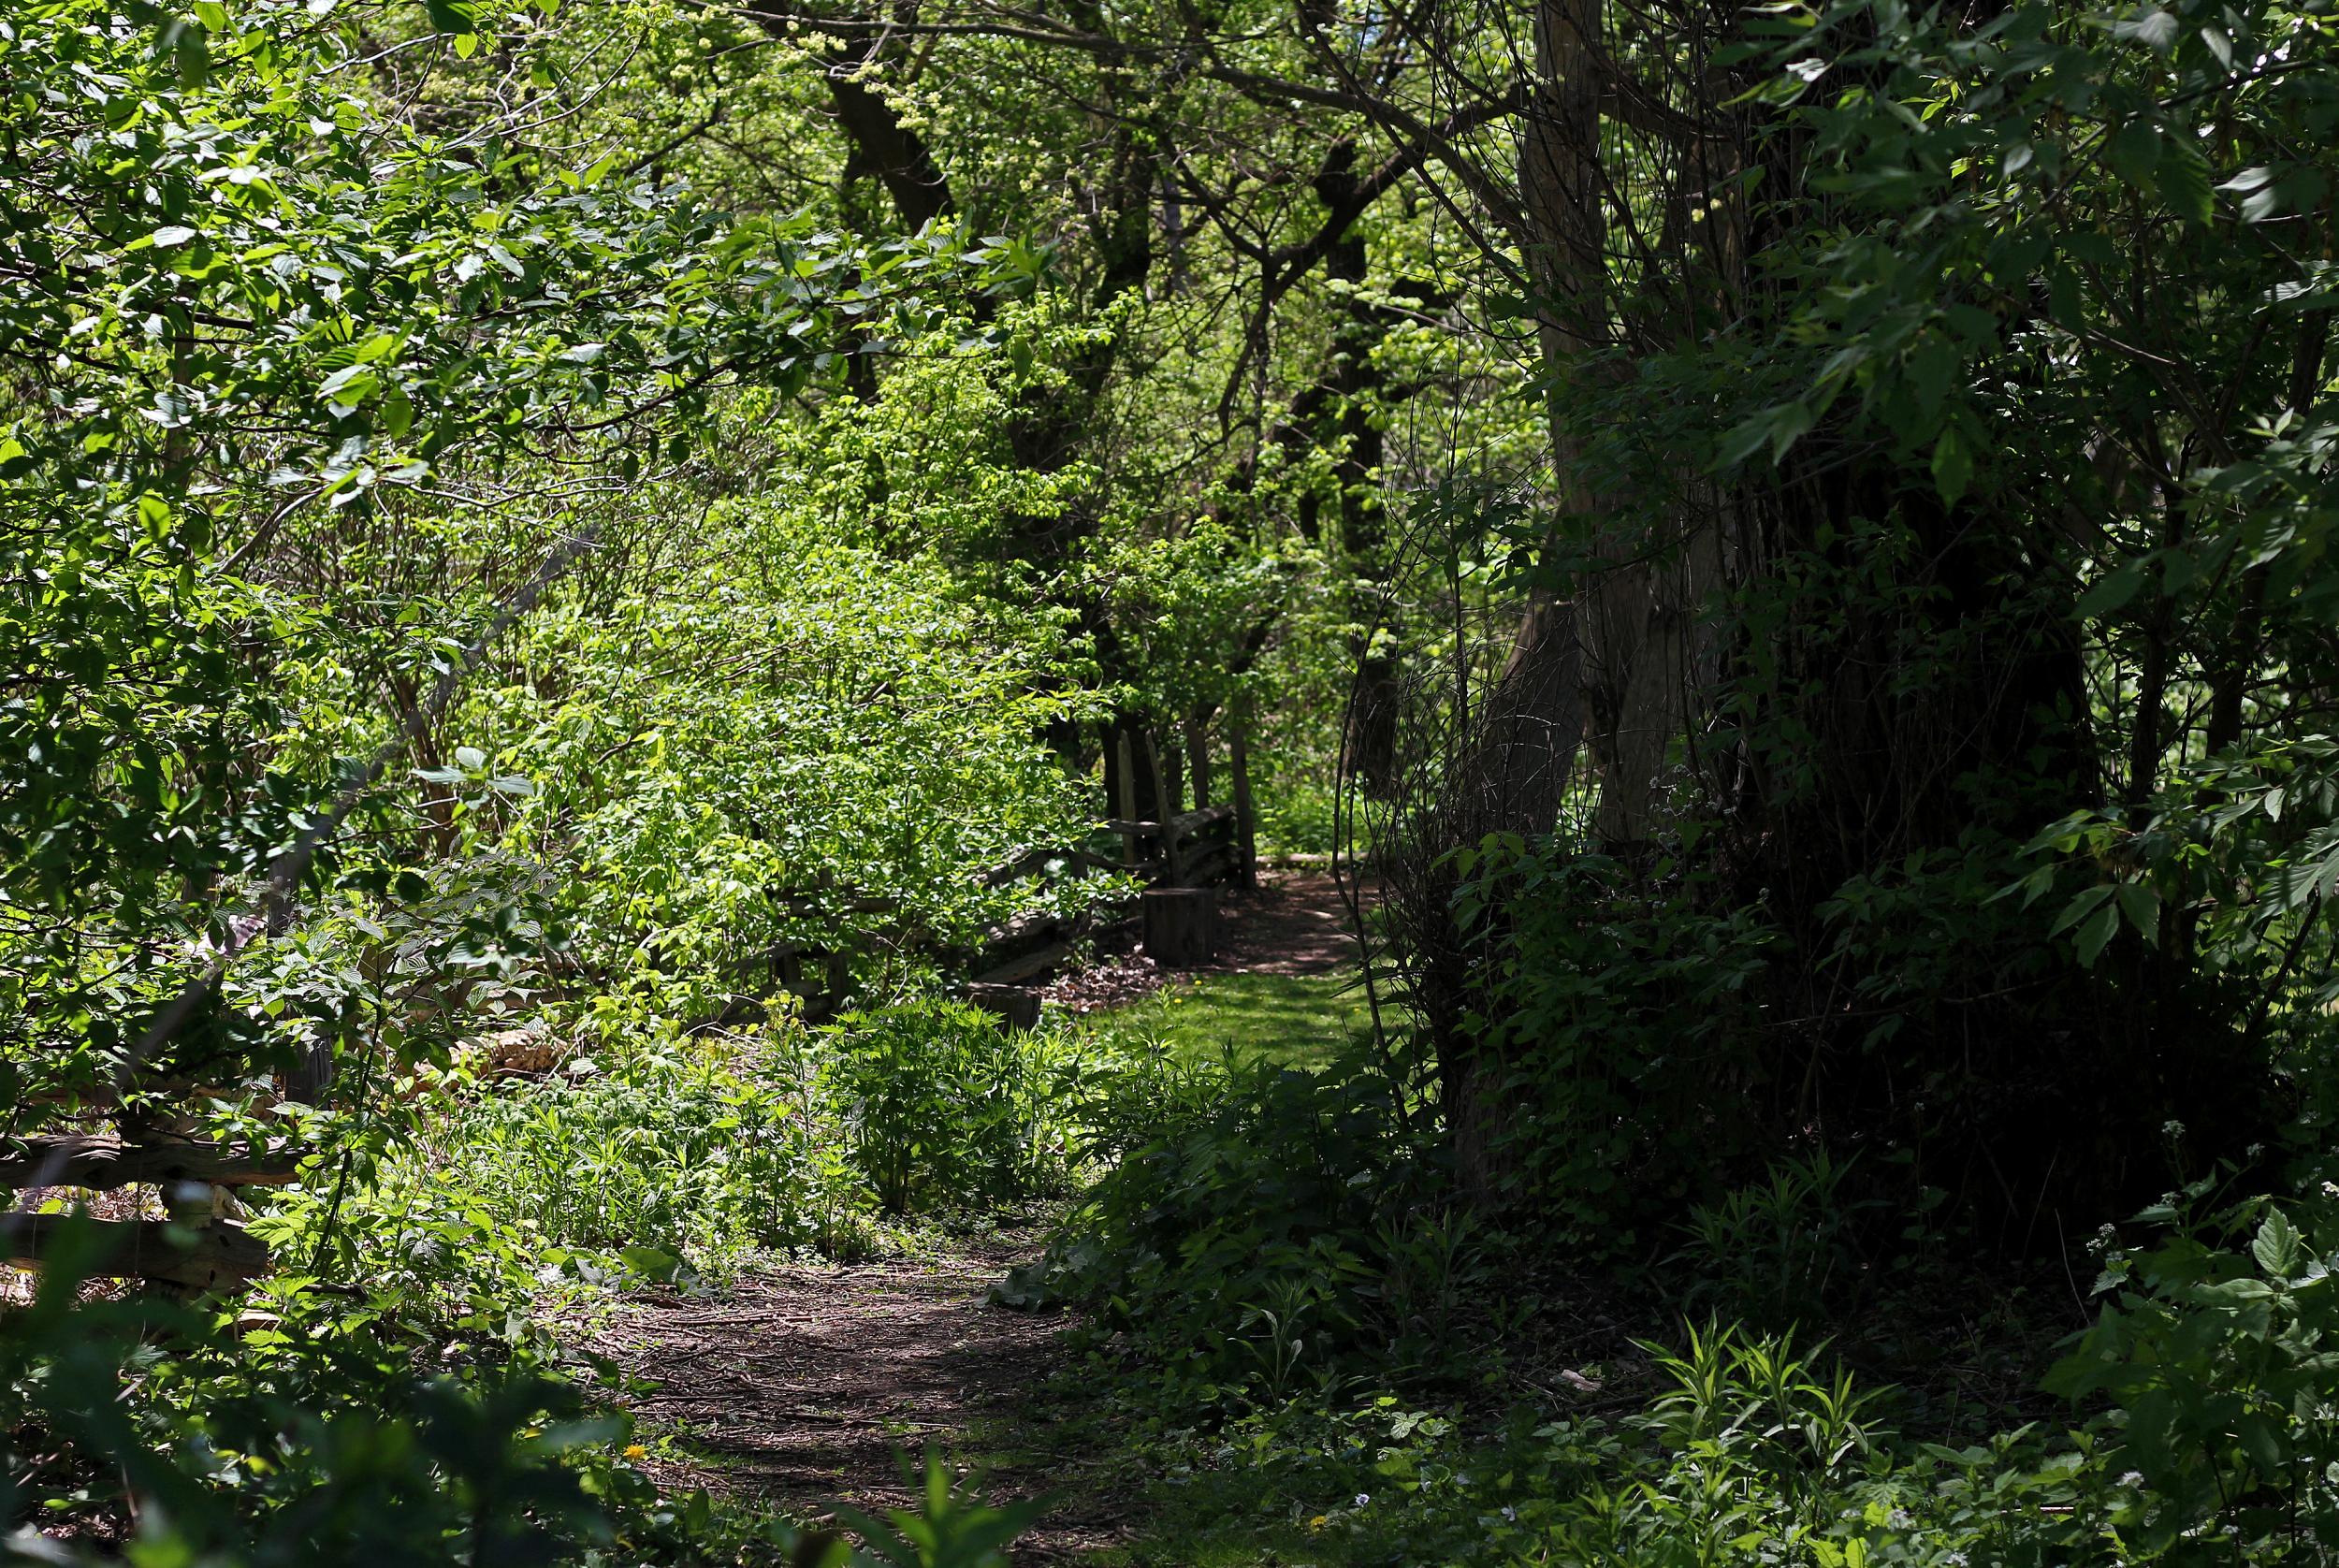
[822,1000,1081,1214]
[421,1030,878,1267]
[1450,839,1780,1246]
[2044,1190,2339,1561]
[0,1228,681,1566]
[1008,1047,1455,1403]
[1257,777,1342,858]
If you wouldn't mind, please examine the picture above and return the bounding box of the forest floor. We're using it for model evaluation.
[591,871,1371,1561]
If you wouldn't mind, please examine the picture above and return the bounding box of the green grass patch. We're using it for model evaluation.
[1075,969,1383,1069]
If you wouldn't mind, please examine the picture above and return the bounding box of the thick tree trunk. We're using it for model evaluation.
[1418,0,1609,1199]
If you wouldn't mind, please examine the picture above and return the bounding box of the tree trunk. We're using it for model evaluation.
[1185,716,1212,809]
[1229,714,1259,889]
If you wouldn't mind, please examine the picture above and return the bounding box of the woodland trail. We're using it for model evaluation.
[593,872,1365,1560]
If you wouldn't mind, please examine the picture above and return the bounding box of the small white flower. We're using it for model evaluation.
[1501,1505,1518,1522]
[1354,1493,1371,1508]
[2120,1471,2145,1488]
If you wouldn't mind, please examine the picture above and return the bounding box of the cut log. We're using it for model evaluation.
[978,908,1067,952]
[2,1216,269,1291]
[1142,888,1219,965]
[1165,804,1233,849]
[0,1135,299,1192]
[980,846,1072,888]
[966,983,1042,1031]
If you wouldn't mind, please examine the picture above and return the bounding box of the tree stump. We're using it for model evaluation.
[1142,888,1218,965]
[966,983,1042,1031]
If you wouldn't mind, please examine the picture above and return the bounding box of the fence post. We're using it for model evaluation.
[1113,727,1139,868]
[1143,730,1184,884]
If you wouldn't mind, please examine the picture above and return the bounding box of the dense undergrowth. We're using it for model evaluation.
[13,886,2339,1563]
[1010,1011,2339,1566]
[82,965,2339,1567]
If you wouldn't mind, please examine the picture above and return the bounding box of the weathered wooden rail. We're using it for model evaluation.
[0,1128,297,1292]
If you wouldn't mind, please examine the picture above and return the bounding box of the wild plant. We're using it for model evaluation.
[1370,1203,1491,1346]
[1672,1150,1874,1330]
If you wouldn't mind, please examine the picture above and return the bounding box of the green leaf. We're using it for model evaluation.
[423,0,481,33]
[2254,1209,2302,1279]
[2113,882,2160,946]
[174,25,210,88]
[2157,138,2215,225]
[1930,424,1972,507]
[1905,336,1957,418]
[2114,7,2180,51]
[2051,884,2114,936]
[2107,120,2163,190]
[2077,559,2152,618]
[2219,167,2282,224]
[2075,901,2120,965]
[618,1245,681,1283]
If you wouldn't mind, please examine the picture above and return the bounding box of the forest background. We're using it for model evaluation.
[2,0,2337,1560]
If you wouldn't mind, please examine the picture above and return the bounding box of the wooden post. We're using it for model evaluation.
[1114,727,1140,868]
[1143,730,1184,885]
[1141,888,1218,965]
[1229,712,1258,890]
[823,947,851,1011]
[966,983,1042,1031]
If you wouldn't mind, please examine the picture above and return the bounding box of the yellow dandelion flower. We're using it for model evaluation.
[623,1445,648,1461]
[1308,1516,1329,1532]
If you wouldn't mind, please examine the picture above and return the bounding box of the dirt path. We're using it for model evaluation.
[592,1243,1119,1560]
[595,873,1364,1559]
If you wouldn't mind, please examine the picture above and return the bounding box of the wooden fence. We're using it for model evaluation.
[1,1125,297,1292]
